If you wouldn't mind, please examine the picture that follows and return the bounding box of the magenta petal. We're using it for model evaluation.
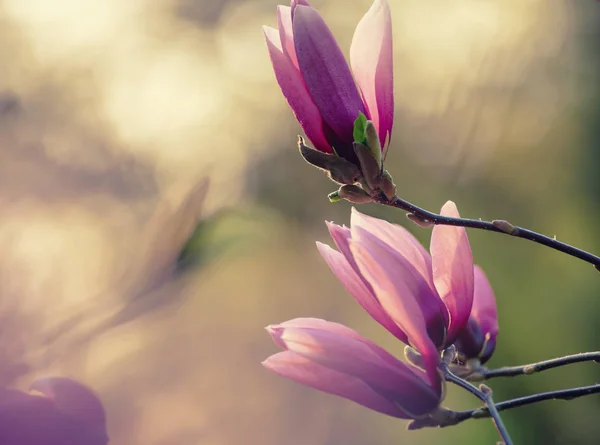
[350,0,394,148]
[317,241,409,343]
[264,26,331,153]
[263,351,410,418]
[430,201,474,344]
[472,265,499,341]
[30,377,107,430]
[292,5,367,142]
[454,266,498,363]
[348,233,442,392]
[267,318,441,416]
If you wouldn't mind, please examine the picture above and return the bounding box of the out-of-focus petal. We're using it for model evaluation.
[350,0,394,148]
[430,201,474,344]
[264,26,331,153]
[350,208,435,291]
[348,232,442,392]
[30,377,107,431]
[277,6,299,69]
[292,5,367,143]
[266,318,441,416]
[263,351,411,418]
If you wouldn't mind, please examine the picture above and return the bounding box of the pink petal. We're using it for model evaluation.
[263,26,331,153]
[277,6,299,69]
[350,0,394,149]
[30,377,107,431]
[348,231,442,392]
[266,318,440,416]
[318,234,409,343]
[350,208,435,291]
[263,351,410,418]
[349,223,448,348]
[292,5,367,143]
[430,201,474,344]
[472,266,498,338]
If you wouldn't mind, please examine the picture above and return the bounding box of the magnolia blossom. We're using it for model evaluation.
[264,0,394,163]
[263,203,499,418]
[318,203,477,385]
[0,377,108,445]
[264,318,441,419]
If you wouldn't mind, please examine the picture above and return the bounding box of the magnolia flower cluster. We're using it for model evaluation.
[263,0,499,421]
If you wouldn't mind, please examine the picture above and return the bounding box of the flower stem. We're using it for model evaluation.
[477,351,600,380]
[373,194,600,269]
[442,364,513,445]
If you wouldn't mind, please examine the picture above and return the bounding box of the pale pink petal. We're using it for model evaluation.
[277,6,299,69]
[317,241,409,343]
[350,224,448,348]
[292,5,366,143]
[263,26,331,153]
[350,208,435,291]
[266,319,441,415]
[430,201,474,344]
[350,0,394,148]
[263,351,411,418]
[348,232,442,392]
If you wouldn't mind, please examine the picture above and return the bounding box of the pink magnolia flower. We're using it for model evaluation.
[263,0,394,163]
[0,377,108,445]
[263,318,441,419]
[317,202,477,387]
[454,266,499,364]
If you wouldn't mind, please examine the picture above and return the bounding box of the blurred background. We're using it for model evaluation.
[0,0,598,443]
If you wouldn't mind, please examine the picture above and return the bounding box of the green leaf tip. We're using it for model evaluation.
[353,112,368,144]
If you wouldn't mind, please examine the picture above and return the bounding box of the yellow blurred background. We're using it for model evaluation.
[0,0,598,444]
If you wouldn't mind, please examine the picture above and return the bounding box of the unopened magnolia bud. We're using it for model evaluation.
[353,142,381,191]
[337,185,374,203]
[492,219,516,235]
[364,121,383,169]
[298,136,360,185]
[407,213,434,228]
[379,170,396,201]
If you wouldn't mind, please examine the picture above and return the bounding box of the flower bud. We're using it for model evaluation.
[298,136,361,185]
[337,185,374,203]
[353,141,381,191]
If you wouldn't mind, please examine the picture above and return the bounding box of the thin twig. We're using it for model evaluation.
[476,351,600,380]
[456,383,600,422]
[442,364,513,445]
[373,194,600,269]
